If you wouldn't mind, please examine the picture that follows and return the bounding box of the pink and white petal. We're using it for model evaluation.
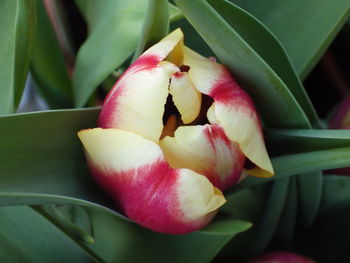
[142,28,184,65]
[98,29,185,142]
[182,46,273,177]
[98,65,170,142]
[182,46,224,95]
[208,98,273,178]
[177,169,225,222]
[169,72,202,124]
[78,128,225,234]
[160,124,245,190]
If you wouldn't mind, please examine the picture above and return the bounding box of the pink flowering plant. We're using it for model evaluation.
[0,0,350,262]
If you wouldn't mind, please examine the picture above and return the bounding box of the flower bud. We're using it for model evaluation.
[78,29,274,234]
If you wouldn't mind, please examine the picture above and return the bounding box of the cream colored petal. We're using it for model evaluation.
[177,169,226,221]
[169,72,202,124]
[209,102,274,177]
[183,45,273,177]
[143,28,184,63]
[182,46,223,95]
[98,29,186,142]
[98,65,170,142]
[160,124,245,190]
[78,128,163,173]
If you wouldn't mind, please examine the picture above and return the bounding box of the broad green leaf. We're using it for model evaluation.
[0,108,114,208]
[248,178,290,255]
[169,3,183,22]
[0,206,93,263]
[275,178,298,246]
[73,0,148,107]
[267,128,349,223]
[295,203,350,262]
[207,0,320,127]
[220,181,290,259]
[266,129,350,155]
[218,186,269,261]
[297,176,350,262]
[34,205,95,244]
[230,146,350,192]
[30,0,73,109]
[297,171,323,227]
[132,0,170,61]
[32,205,104,262]
[0,0,36,114]
[86,209,251,262]
[74,0,92,26]
[231,0,350,79]
[175,0,310,129]
[321,175,350,214]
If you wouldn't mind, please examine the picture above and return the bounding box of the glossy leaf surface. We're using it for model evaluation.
[30,0,73,109]
[0,0,36,114]
[231,0,350,79]
[73,0,148,107]
[175,0,310,129]
[0,206,93,263]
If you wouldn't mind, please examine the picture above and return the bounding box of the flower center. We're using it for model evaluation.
[160,62,213,139]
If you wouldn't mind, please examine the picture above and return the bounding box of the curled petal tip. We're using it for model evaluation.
[169,71,202,124]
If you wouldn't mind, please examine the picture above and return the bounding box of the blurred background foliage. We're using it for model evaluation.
[0,0,350,262]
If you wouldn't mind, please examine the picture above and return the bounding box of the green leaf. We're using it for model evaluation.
[34,205,95,244]
[0,108,117,210]
[220,181,289,259]
[267,128,350,155]
[175,0,310,129]
[0,206,94,263]
[74,0,92,25]
[30,0,73,109]
[86,210,251,262]
[297,171,323,227]
[266,129,344,225]
[73,0,149,107]
[0,0,36,114]
[218,185,269,261]
[169,3,183,22]
[321,175,350,214]
[266,128,350,224]
[248,178,290,255]
[207,0,320,127]
[275,178,298,246]
[132,0,170,61]
[231,0,350,79]
[231,146,350,192]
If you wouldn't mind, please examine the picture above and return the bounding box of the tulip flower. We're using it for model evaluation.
[78,29,274,234]
[250,251,316,263]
